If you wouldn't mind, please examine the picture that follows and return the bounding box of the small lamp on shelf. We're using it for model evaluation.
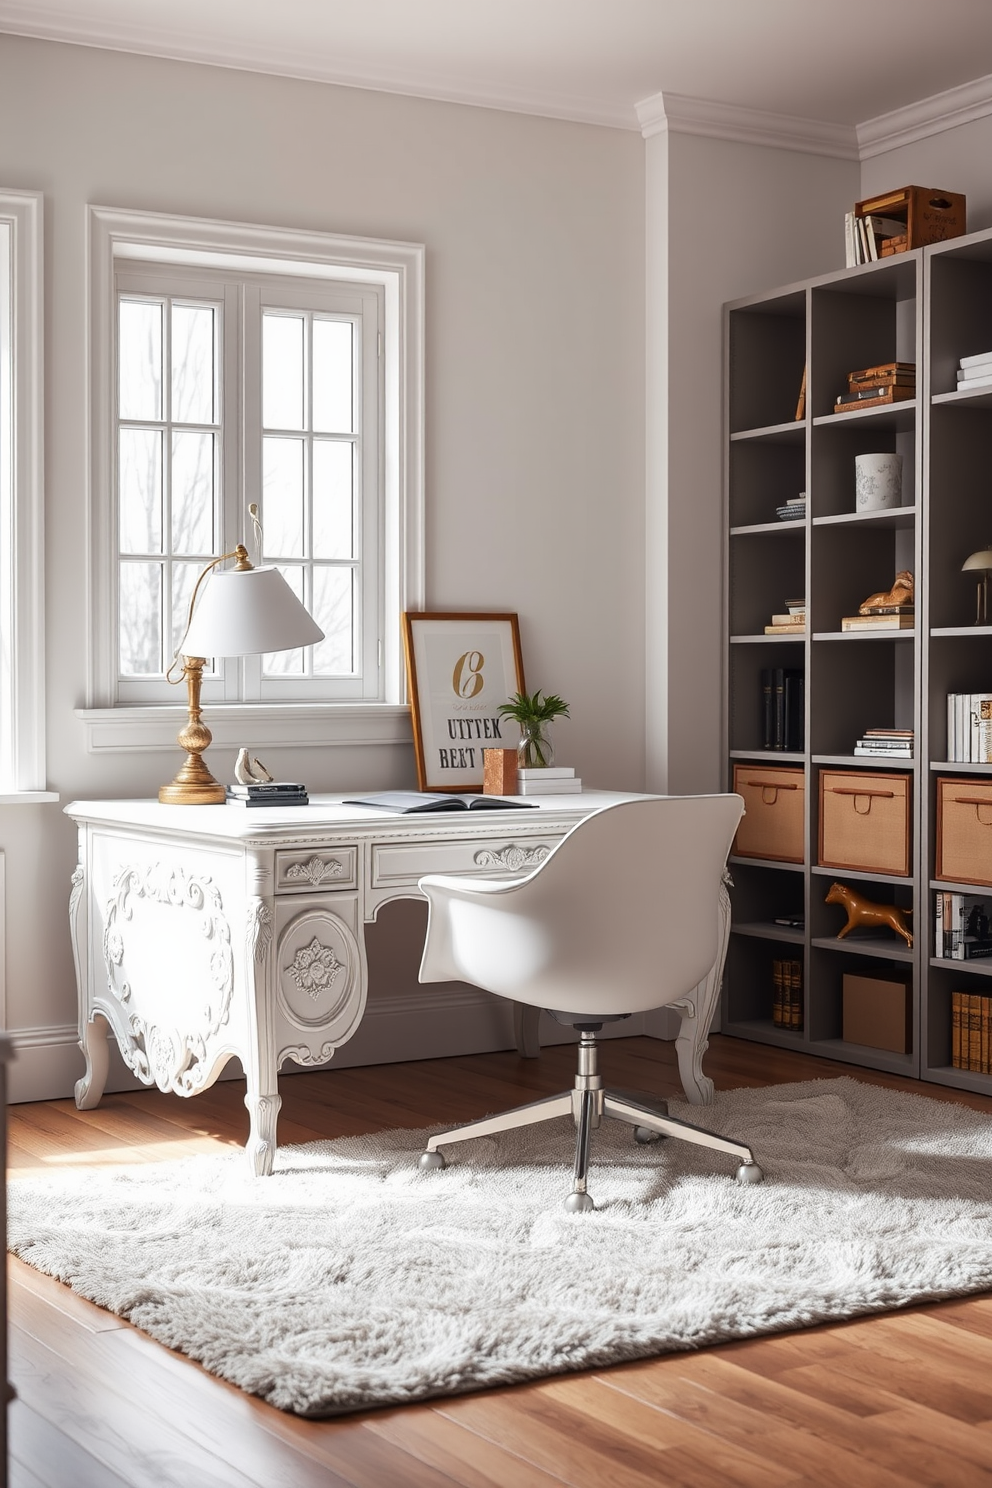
[160,544,324,805]
[962,545,992,626]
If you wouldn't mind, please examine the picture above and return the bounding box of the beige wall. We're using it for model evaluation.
[860,121,992,232]
[0,35,645,1095]
[645,127,859,795]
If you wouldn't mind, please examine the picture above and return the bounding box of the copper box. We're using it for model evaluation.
[855,185,966,250]
[936,776,992,888]
[842,972,911,1054]
[732,765,804,863]
[819,769,911,877]
[483,748,518,796]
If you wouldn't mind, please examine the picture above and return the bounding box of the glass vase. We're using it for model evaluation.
[517,722,555,770]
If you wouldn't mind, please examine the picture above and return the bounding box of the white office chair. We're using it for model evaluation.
[417,795,762,1211]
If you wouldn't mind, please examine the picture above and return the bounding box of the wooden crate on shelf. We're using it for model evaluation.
[732,765,805,863]
[855,185,966,252]
[936,777,992,888]
[818,770,911,878]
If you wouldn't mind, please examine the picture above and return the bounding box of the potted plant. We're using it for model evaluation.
[498,689,570,769]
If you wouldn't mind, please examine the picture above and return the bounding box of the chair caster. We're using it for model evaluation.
[419,1149,446,1171]
[633,1125,665,1144]
[564,1190,596,1213]
[735,1161,763,1185]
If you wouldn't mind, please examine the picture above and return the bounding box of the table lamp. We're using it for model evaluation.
[160,544,324,804]
[962,545,992,626]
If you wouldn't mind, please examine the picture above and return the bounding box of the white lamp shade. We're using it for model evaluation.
[182,565,325,658]
[962,548,992,573]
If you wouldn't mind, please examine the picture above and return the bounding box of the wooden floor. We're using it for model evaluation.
[7,1034,992,1488]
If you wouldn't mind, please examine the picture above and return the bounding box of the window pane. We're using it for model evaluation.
[312,440,354,559]
[171,431,215,555]
[171,303,216,425]
[172,560,214,668]
[261,565,305,675]
[119,428,163,554]
[313,319,353,433]
[263,313,304,430]
[119,300,163,421]
[312,566,355,676]
[119,561,162,675]
[262,437,305,557]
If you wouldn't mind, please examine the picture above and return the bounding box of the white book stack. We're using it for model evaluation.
[517,767,582,796]
[955,349,992,393]
[946,692,992,762]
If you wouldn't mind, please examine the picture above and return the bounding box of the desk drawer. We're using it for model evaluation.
[371,836,563,887]
[275,846,358,893]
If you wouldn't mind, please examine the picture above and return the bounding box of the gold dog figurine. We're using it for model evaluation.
[859,570,914,614]
[825,881,913,948]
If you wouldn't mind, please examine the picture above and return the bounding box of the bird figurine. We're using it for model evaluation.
[234,749,274,786]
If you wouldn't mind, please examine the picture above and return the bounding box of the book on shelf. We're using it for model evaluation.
[795,364,807,421]
[960,349,992,370]
[769,612,806,627]
[854,743,912,756]
[951,991,992,1073]
[952,373,992,394]
[949,894,992,961]
[834,387,915,411]
[848,361,915,383]
[772,958,803,1030]
[946,692,992,762]
[343,791,535,813]
[760,667,803,751]
[764,622,805,634]
[957,360,992,381]
[841,613,915,631]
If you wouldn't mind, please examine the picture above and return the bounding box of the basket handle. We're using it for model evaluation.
[747,781,800,806]
[950,795,992,826]
[827,785,894,816]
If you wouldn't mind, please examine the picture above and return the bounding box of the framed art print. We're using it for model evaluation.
[402,613,525,790]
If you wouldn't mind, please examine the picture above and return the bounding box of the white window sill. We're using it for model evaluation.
[75,702,413,754]
[0,791,60,805]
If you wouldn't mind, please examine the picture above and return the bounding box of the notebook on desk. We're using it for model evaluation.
[343,791,536,814]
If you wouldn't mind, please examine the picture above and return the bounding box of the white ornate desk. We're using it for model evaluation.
[65,792,730,1174]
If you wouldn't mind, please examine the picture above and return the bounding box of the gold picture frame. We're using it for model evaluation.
[402,612,525,791]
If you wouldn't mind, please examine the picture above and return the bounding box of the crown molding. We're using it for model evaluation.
[636,91,858,160]
[857,71,992,158]
[0,5,637,130]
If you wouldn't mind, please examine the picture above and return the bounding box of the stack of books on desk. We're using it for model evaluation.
[955,349,992,393]
[853,728,913,758]
[516,767,581,796]
[226,781,310,807]
[834,361,915,412]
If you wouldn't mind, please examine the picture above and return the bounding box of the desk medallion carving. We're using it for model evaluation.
[286,936,343,1000]
[285,856,344,887]
[102,864,235,1095]
[474,843,551,872]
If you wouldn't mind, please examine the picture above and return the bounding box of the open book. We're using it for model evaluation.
[344,791,535,814]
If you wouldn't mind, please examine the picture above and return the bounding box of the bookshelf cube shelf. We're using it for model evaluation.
[723,231,992,1096]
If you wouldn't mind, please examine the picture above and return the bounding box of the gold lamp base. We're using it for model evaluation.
[159,657,227,805]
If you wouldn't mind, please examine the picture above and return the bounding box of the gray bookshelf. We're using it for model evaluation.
[723,229,992,1096]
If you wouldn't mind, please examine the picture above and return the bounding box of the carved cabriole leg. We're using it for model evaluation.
[670,870,733,1106]
[243,858,280,1176]
[514,1004,542,1058]
[69,859,109,1110]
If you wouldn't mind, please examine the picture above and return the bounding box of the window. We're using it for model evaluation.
[85,208,424,750]
[0,189,49,798]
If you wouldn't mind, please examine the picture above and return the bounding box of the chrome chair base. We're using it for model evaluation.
[418,1029,763,1210]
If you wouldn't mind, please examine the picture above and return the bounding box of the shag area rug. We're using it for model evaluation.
[9,1076,992,1416]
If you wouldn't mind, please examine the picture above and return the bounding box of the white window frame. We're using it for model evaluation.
[80,206,424,754]
[0,189,53,801]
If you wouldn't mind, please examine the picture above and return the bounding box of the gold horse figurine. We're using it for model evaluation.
[825,881,913,948]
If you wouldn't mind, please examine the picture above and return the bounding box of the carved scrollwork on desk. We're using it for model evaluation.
[284,856,345,887]
[278,1040,337,1069]
[101,864,235,1096]
[473,843,552,873]
[246,898,273,964]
